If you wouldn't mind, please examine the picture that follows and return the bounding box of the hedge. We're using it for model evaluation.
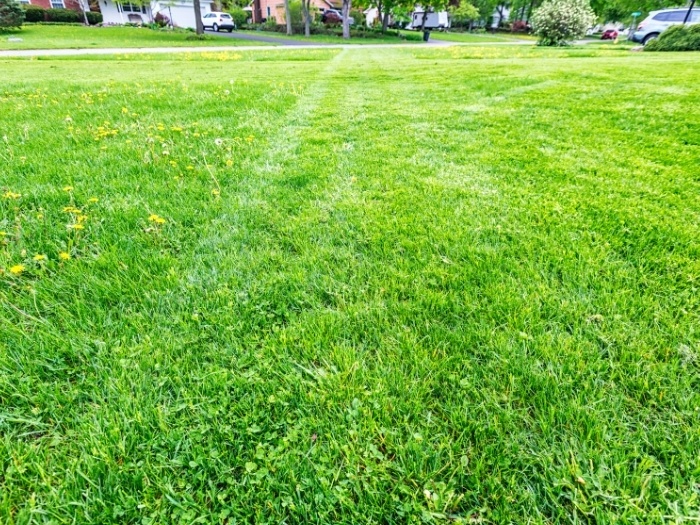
[645,24,700,51]
[23,5,102,24]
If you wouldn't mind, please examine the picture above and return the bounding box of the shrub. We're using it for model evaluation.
[86,10,101,24]
[44,8,81,23]
[227,6,247,27]
[288,0,304,25]
[0,0,24,29]
[645,24,700,51]
[154,11,169,27]
[532,0,595,46]
[22,7,102,25]
[511,19,529,32]
[22,4,45,22]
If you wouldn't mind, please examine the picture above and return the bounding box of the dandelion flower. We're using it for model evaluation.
[59,252,71,261]
[225,159,233,167]
[148,214,166,225]
[214,138,223,146]
[68,223,85,231]
[33,254,47,262]
[122,107,128,114]
[9,264,25,275]
[88,197,99,203]
[211,189,220,196]
[3,191,21,199]
[63,186,73,192]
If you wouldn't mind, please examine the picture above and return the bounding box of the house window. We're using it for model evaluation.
[50,0,64,7]
[18,0,30,4]
[119,2,147,13]
[266,6,271,17]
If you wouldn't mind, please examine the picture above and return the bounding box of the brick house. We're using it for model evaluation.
[253,0,342,23]
[17,0,86,11]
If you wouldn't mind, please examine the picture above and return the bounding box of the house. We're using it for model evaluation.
[252,0,341,23]
[98,0,215,28]
[16,0,87,12]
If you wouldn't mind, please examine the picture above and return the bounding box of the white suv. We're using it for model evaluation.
[202,12,235,32]
[630,8,699,44]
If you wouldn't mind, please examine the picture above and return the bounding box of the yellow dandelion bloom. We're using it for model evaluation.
[68,223,85,231]
[77,214,88,223]
[122,107,128,114]
[88,197,99,203]
[59,252,71,261]
[225,159,233,167]
[148,214,166,225]
[171,126,182,132]
[9,264,25,275]
[211,189,220,196]
[63,186,73,192]
[3,191,21,199]
[33,254,47,262]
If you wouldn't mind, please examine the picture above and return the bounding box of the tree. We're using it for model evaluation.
[193,0,204,34]
[76,0,90,25]
[342,0,351,38]
[284,0,293,34]
[449,2,479,29]
[531,0,595,45]
[301,0,312,36]
[0,0,24,29]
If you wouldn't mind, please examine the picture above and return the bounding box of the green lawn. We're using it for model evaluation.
[237,28,423,44]
[427,30,529,43]
[0,24,270,50]
[1,47,699,523]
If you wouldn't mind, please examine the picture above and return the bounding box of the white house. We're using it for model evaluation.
[99,0,215,28]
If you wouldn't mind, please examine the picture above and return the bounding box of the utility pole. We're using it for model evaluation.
[683,0,696,23]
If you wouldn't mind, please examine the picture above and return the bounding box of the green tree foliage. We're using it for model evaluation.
[532,0,595,45]
[0,0,24,29]
[288,0,304,24]
[228,5,248,26]
[449,1,480,25]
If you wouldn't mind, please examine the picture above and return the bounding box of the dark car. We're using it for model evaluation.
[601,29,618,39]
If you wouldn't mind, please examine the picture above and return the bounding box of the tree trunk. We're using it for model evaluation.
[382,9,389,32]
[526,0,534,22]
[253,0,262,23]
[78,0,89,25]
[342,0,351,39]
[193,0,204,34]
[284,0,293,35]
[302,0,311,36]
[420,9,429,41]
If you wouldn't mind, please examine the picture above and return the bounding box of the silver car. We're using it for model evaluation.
[631,8,700,45]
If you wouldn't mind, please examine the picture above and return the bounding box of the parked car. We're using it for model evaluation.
[601,29,618,39]
[630,8,700,44]
[202,12,235,32]
[320,9,355,25]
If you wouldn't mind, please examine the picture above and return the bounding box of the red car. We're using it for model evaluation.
[601,29,619,39]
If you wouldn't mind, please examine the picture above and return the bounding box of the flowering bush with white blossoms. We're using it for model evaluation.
[532,0,596,46]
